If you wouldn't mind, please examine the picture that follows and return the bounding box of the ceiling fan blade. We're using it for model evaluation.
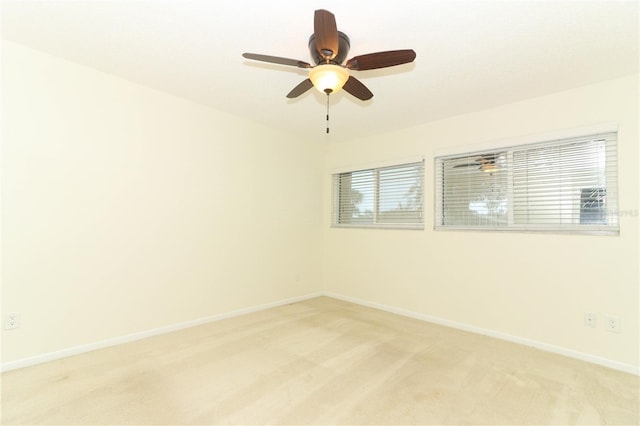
[479,154,499,162]
[342,76,373,101]
[346,49,416,71]
[286,79,314,98]
[242,53,311,69]
[314,9,339,61]
[453,163,478,168]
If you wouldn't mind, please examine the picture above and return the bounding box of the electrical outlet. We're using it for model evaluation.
[5,313,20,330]
[584,312,597,328]
[604,315,621,333]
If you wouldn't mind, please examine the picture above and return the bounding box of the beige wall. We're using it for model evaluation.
[323,74,639,371]
[1,41,323,363]
[2,40,638,373]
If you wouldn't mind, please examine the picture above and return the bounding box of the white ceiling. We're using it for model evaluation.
[2,0,638,143]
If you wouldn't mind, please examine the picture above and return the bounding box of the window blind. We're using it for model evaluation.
[435,132,618,234]
[332,161,424,229]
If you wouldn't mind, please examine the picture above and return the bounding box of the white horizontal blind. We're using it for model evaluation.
[435,132,618,234]
[332,161,424,229]
[436,151,509,227]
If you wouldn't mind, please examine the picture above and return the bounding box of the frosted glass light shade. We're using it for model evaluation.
[309,64,349,94]
[481,163,499,173]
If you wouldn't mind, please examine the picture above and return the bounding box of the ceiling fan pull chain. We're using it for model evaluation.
[326,92,330,134]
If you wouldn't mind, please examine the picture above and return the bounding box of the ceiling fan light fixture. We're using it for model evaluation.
[309,64,349,94]
[243,9,416,104]
[481,163,499,173]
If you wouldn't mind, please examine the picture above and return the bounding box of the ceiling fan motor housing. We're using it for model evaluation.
[308,31,350,65]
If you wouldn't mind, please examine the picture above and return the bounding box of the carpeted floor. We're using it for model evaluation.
[1,296,638,425]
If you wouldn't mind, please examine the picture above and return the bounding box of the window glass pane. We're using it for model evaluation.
[441,152,508,227]
[512,139,608,225]
[580,188,607,224]
[378,165,423,224]
[338,170,374,224]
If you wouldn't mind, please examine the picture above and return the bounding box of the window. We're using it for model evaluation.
[332,160,424,229]
[435,132,618,234]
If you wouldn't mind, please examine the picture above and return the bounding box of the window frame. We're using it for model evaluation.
[331,159,425,230]
[434,131,619,236]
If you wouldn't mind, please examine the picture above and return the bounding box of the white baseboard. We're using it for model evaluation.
[0,292,324,373]
[3,291,637,376]
[323,291,639,376]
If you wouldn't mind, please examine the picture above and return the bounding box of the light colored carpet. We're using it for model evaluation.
[1,296,638,425]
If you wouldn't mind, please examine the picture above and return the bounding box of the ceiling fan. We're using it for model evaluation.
[242,9,416,101]
[453,153,504,173]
